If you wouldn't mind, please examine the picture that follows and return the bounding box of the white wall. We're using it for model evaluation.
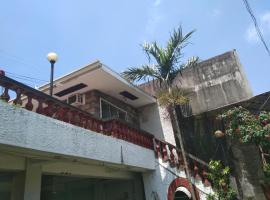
[143,158,213,200]
[139,103,176,145]
[0,101,155,171]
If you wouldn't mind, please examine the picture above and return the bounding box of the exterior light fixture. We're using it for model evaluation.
[47,52,58,96]
[214,130,225,138]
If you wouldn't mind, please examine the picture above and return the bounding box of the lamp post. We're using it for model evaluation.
[47,52,58,96]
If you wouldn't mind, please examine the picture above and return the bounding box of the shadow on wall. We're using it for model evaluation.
[177,108,229,164]
[138,103,168,141]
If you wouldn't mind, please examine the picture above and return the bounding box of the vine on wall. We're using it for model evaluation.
[207,160,237,200]
[217,106,270,186]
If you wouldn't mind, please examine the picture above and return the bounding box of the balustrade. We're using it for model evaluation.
[0,71,154,150]
[0,71,210,182]
[153,138,211,187]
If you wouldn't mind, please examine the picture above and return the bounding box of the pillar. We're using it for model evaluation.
[23,160,42,200]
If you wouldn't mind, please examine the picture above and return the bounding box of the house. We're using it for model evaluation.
[0,50,266,199]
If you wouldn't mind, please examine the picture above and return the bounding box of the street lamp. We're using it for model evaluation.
[47,52,58,96]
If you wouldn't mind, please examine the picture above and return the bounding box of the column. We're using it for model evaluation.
[23,159,42,200]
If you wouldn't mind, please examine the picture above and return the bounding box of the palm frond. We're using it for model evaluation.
[166,27,196,67]
[142,42,164,66]
[183,56,199,69]
[121,65,159,82]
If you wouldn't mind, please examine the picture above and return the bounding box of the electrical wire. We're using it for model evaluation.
[0,49,42,72]
[5,71,47,82]
[241,0,270,57]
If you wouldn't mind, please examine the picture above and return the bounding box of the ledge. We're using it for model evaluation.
[0,101,155,170]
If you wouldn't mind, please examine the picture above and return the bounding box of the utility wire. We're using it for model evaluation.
[0,49,42,72]
[241,0,270,57]
[7,74,44,84]
[5,71,47,82]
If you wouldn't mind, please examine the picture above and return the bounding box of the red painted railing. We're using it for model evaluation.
[0,71,154,150]
[0,71,210,180]
[153,138,211,187]
[103,119,154,149]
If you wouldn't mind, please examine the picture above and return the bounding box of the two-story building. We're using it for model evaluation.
[0,50,266,200]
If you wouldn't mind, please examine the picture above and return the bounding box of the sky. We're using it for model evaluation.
[0,0,269,95]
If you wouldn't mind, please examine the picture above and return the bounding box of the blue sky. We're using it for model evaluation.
[0,0,269,95]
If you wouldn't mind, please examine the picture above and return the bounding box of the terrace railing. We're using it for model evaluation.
[0,70,153,149]
[153,138,211,187]
[0,70,211,184]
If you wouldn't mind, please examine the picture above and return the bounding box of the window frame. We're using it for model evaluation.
[100,98,127,121]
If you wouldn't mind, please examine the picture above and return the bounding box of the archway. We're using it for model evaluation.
[167,177,200,200]
[174,186,191,199]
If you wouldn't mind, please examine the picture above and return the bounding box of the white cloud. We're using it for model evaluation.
[245,11,270,43]
[154,0,162,7]
[145,0,163,38]
[211,9,222,17]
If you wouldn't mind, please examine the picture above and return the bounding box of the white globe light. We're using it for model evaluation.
[47,52,58,62]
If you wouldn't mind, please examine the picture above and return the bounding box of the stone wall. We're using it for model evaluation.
[77,89,140,127]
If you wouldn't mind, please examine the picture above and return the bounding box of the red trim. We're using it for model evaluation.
[167,177,200,200]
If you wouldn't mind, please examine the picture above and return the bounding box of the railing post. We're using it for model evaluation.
[0,87,10,102]
[193,161,202,182]
[202,168,211,187]
[36,99,44,114]
[13,88,23,105]
[169,145,176,167]
[161,142,168,162]
[25,94,34,111]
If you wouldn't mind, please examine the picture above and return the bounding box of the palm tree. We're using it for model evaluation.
[122,26,198,199]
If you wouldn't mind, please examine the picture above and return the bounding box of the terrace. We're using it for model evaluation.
[0,69,211,186]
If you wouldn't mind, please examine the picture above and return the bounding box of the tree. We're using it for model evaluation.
[122,26,199,199]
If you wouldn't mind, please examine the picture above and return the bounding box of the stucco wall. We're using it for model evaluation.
[139,103,176,145]
[143,158,213,200]
[140,50,253,115]
[0,101,155,170]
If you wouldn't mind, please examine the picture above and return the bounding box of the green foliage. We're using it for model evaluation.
[121,26,198,88]
[207,160,237,200]
[217,106,270,149]
[263,163,270,186]
[217,106,270,185]
[156,87,189,107]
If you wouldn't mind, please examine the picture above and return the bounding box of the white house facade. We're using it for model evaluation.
[0,60,213,200]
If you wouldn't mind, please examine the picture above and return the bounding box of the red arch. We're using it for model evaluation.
[167,177,200,200]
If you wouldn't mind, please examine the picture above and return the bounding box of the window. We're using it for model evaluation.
[100,99,127,121]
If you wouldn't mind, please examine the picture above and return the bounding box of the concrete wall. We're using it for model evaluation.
[230,141,266,200]
[140,50,253,115]
[139,103,176,145]
[0,101,155,171]
[175,50,253,114]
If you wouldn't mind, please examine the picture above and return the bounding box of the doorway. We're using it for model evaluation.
[41,174,144,200]
[174,191,191,200]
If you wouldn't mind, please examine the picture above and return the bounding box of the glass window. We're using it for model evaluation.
[101,100,111,119]
[0,172,13,200]
[101,99,127,121]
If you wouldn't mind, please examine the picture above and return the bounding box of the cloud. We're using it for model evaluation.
[211,9,222,17]
[154,0,162,7]
[145,0,163,38]
[245,11,270,43]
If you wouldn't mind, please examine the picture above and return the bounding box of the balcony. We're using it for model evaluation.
[0,71,210,181]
